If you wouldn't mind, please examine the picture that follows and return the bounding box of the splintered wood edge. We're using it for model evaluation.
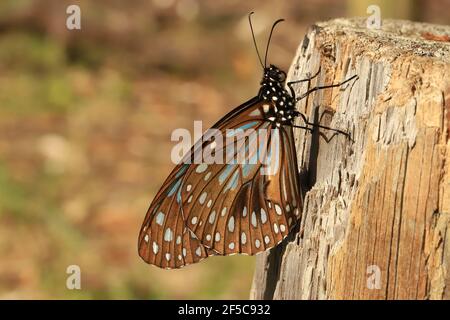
[315,18,450,63]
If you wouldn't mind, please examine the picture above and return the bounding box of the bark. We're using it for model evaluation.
[250,18,450,300]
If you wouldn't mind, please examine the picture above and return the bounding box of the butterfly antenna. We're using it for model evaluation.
[264,18,284,68]
[248,12,264,69]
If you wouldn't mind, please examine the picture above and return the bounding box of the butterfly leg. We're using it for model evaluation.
[291,110,349,137]
[286,66,321,98]
[294,74,358,103]
[289,123,314,133]
[285,108,335,135]
[285,123,345,146]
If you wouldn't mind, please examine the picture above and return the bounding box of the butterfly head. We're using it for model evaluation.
[263,64,286,85]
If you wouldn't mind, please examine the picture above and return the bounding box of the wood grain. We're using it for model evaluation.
[250,18,450,300]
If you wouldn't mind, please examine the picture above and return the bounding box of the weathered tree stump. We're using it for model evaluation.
[251,18,450,300]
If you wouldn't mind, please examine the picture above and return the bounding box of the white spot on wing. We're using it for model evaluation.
[195,246,202,257]
[176,235,181,244]
[186,184,192,192]
[199,192,207,204]
[274,223,279,234]
[228,242,235,250]
[196,163,208,173]
[206,234,211,241]
[182,248,187,257]
[155,212,165,226]
[251,211,257,227]
[241,232,247,244]
[152,242,159,254]
[255,239,260,248]
[275,204,282,215]
[207,199,212,208]
[242,206,247,217]
[144,234,149,242]
[164,228,173,242]
[221,207,227,217]
[209,211,216,224]
[280,224,286,233]
[215,232,221,242]
[165,253,171,261]
[228,216,235,232]
[191,216,198,225]
[264,235,270,244]
[261,208,267,224]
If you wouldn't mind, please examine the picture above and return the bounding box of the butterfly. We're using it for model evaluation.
[138,12,357,269]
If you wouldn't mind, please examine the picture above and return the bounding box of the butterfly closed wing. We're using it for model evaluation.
[138,13,357,269]
[181,100,303,256]
[138,79,302,268]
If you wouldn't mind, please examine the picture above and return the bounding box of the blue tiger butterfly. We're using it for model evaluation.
[138,12,357,269]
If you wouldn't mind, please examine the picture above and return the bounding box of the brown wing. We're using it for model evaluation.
[181,102,303,255]
[138,163,215,269]
[138,97,264,268]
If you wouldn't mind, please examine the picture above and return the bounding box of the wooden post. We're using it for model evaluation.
[250,18,450,300]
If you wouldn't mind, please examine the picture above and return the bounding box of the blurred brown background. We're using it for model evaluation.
[0,0,448,299]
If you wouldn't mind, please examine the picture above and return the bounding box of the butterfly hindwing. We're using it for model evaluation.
[138,164,213,269]
[138,97,266,268]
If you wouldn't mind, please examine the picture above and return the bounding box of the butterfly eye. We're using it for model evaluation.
[268,70,277,78]
[267,68,285,83]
